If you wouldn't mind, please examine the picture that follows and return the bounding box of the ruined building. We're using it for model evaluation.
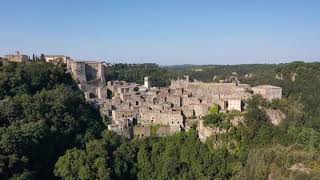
[4,51,29,62]
[67,59,105,85]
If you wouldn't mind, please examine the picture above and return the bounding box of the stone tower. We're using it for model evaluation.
[144,76,151,89]
[97,63,106,86]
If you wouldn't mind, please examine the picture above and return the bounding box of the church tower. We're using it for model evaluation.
[144,76,151,89]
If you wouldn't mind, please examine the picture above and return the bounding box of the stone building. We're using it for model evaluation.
[188,104,209,118]
[167,95,181,107]
[252,85,282,101]
[69,60,105,85]
[44,55,70,64]
[181,106,194,118]
[4,51,29,62]
[133,125,151,138]
[170,76,250,102]
[95,76,283,139]
[144,76,151,89]
[107,118,132,138]
[112,109,134,121]
[227,99,242,111]
[139,109,183,131]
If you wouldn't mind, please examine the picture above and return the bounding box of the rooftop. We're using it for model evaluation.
[252,85,282,89]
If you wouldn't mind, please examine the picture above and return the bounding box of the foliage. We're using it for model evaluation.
[105,63,181,87]
[150,124,161,137]
[55,129,235,180]
[0,61,72,99]
[209,103,220,114]
[54,131,123,180]
[233,145,320,180]
[0,62,104,179]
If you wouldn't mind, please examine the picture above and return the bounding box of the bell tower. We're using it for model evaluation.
[144,76,151,89]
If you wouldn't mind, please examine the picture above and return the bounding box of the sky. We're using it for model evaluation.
[0,0,319,65]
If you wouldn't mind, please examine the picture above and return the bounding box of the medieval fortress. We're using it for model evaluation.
[1,52,283,139]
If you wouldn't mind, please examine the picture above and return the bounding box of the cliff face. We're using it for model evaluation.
[197,120,227,142]
[264,109,286,126]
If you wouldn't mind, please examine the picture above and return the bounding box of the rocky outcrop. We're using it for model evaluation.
[264,109,286,126]
[291,73,297,82]
[230,116,244,127]
[289,163,311,174]
[197,120,227,142]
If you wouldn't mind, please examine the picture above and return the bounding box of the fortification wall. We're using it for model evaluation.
[68,60,105,85]
[170,78,249,100]
[85,62,105,84]
[71,61,87,83]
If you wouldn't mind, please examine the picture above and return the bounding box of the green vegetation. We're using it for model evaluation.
[105,63,181,87]
[0,62,104,179]
[55,129,234,180]
[150,124,161,136]
[208,103,220,114]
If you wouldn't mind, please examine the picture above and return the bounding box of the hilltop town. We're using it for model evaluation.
[2,51,320,180]
[1,52,283,140]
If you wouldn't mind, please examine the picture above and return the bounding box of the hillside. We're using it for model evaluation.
[0,62,104,179]
[0,61,320,179]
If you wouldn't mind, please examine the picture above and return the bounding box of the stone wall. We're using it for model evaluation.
[227,99,242,111]
[188,104,209,117]
[4,53,29,62]
[170,77,251,101]
[139,109,183,128]
[71,61,87,83]
[68,60,105,85]
[252,85,282,101]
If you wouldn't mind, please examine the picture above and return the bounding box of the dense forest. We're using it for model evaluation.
[1,61,320,179]
[0,62,104,179]
[105,63,181,87]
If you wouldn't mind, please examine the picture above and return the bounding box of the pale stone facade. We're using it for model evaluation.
[44,55,70,64]
[68,60,105,85]
[252,85,282,101]
[144,76,151,89]
[4,51,29,62]
[227,99,242,111]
